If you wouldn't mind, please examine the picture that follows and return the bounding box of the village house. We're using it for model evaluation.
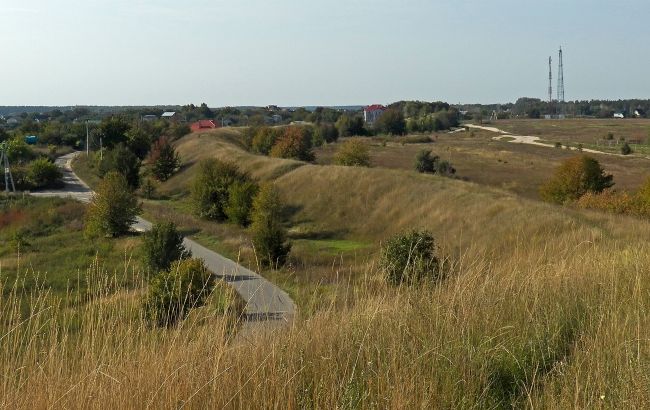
[363,104,386,124]
[161,111,181,121]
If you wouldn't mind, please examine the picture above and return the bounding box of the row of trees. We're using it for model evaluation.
[89,125,181,193]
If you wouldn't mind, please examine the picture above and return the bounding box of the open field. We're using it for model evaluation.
[11,127,650,406]
[315,127,650,199]
[0,196,143,301]
[492,118,650,154]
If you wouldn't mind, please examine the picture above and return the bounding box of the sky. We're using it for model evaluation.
[1,0,649,106]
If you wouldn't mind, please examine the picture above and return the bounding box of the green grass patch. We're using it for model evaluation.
[293,238,371,255]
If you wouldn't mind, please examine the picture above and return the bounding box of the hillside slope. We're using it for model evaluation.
[66,128,648,407]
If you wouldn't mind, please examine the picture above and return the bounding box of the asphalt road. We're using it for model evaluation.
[32,152,296,330]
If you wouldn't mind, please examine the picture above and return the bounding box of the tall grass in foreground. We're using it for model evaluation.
[1,222,650,408]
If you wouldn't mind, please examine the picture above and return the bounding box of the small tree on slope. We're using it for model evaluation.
[250,183,291,268]
[85,171,141,237]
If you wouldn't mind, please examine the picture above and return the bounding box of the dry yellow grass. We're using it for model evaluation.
[3,221,650,407]
[21,128,649,407]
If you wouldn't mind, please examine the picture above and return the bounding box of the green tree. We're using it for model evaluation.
[314,123,339,144]
[225,181,259,226]
[269,126,314,161]
[375,109,406,135]
[27,158,63,189]
[144,258,215,327]
[149,137,180,181]
[169,123,191,140]
[335,114,365,137]
[540,155,614,204]
[191,159,249,221]
[380,230,442,285]
[85,172,141,237]
[334,140,371,167]
[142,221,190,273]
[100,116,131,148]
[99,143,141,189]
[251,127,279,154]
[250,183,291,268]
[126,127,153,159]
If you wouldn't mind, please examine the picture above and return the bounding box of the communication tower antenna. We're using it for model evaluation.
[0,142,16,193]
[557,47,565,102]
[548,56,553,103]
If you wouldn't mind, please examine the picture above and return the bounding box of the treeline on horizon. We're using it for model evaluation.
[460,97,650,119]
[0,101,461,148]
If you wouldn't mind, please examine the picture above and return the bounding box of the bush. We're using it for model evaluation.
[539,155,614,204]
[380,230,442,285]
[415,150,436,173]
[334,140,370,167]
[84,172,141,237]
[191,159,249,221]
[26,158,62,189]
[144,258,215,327]
[225,181,258,226]
[149,136,180,181]
[99,143,141,189]
[435,160,456,176]
[621,142,632,155]
[631,177,650,217]
[415,150,455,176]
[250,183,290,268]
[575,190,636,215]
[142,221,190,273]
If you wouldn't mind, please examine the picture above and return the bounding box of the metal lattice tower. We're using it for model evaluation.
[0,142,16,193]
[557,47,565,103]
[548,56,553,103]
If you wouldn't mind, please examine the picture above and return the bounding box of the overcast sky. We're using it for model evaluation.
[1,0,648,106]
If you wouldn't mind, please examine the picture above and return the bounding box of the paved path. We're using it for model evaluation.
[464,124,627,157]
[32,152,296,332]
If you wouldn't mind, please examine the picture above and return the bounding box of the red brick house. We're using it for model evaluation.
[190,119,220,132]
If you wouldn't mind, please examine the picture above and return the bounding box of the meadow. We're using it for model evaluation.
[4,121,650,407]
[314,121,650,199]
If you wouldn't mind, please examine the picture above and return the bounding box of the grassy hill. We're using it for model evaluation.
[40,127,650,407]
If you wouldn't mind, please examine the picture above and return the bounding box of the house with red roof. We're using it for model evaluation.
[363,104,386,125]
[190,119,221,132]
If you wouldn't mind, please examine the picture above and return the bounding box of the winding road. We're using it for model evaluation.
[32,152,296,332]
[465,124,627,157]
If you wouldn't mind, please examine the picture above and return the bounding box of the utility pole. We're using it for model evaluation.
[100,136,103,160]
[86,120,90,156]
[0,142,16,193]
